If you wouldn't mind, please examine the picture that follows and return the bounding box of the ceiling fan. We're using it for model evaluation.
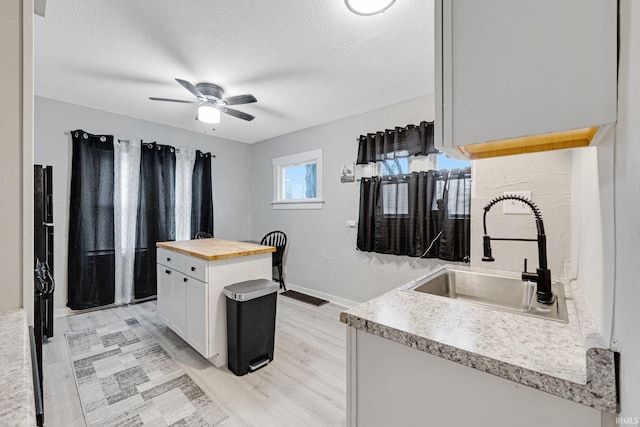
[150,78,257,123]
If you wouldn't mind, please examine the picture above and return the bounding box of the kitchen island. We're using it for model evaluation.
[156,238,275,367]
[340,267,617,427]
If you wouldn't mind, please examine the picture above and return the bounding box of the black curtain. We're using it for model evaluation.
[357,168,470,261]
[356,177,379,252]
[134,142,176,299]
[191,150,214,238]
[67,130,116,309]
[438,167,472,261]
[356,121,438,165]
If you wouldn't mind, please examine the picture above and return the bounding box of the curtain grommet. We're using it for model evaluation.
[83,133,88,139]
[100,136,106,142]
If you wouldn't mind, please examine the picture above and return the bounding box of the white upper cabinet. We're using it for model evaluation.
[435,0,617,159]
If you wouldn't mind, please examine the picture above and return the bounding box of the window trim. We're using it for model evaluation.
[272,149,324,210]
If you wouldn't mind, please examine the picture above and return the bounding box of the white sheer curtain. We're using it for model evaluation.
[113,138,141,305]
[175,147,196,241]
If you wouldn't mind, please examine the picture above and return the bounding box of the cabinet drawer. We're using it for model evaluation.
[157,247,186,271]
[184,256,208,282]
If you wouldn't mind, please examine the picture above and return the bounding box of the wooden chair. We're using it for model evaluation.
[260,231,287,290]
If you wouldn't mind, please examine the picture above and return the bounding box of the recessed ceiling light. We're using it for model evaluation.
[345,0,396,16]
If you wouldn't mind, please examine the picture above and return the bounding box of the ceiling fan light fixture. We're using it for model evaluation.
[198,105,220,124]
[345,0,396,16]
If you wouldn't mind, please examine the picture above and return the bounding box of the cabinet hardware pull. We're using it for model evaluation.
[167,257,171,262]
[165,270,171,275]
[191,266,196,271]
[183,278,188,282]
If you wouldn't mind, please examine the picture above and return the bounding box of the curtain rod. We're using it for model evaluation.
[64,131,216,158]
[356,120,433,140]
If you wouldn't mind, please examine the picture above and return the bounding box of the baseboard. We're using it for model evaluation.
[284,283,360,308]
[54,296,157,318]
[55,304,118,318]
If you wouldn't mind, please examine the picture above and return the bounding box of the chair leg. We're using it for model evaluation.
[278,265,286,291]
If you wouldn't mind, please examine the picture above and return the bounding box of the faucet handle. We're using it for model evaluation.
[522,258,539,282]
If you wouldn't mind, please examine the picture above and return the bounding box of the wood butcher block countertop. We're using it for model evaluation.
[157,238,275,261]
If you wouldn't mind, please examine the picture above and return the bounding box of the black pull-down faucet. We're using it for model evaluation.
[482,195,554,304]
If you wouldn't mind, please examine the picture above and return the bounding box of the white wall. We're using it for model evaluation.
[613,0,640,419]
[0,1,27,312]
[470,150,572,277]
[35,96,253,310]
[250,96,446,304]
[250,95,574,304]
[569,137,615,346]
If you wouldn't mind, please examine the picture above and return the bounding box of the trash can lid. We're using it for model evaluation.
[223,279,279,302]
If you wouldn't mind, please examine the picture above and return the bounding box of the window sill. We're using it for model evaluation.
[271,200,325,210]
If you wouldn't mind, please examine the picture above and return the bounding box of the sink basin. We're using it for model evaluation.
[405,268,568,322]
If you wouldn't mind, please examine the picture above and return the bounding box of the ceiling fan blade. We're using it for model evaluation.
[221,94,257,105]
[149,97,195,103]
[175,78,204,99]
[219,106,255,121]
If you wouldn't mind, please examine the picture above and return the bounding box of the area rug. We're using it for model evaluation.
[281,290,329,307]
[65,318,228,426]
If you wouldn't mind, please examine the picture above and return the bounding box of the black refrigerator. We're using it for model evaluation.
[34,165,54,338]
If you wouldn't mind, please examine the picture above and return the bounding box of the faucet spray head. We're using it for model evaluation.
[482,235,495,262]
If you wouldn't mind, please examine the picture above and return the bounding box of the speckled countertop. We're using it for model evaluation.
[340,268,617,412]
[0,309,36,426]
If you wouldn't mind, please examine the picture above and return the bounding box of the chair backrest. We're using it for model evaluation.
[260,231,287,266]
[195,231,213,239]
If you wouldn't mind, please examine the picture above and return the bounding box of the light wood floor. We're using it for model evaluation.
[42,294,347,426]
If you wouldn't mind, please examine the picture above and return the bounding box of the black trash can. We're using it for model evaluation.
[223,279,278,376]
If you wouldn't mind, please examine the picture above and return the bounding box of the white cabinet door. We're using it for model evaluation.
[157,265,187,339]
[186,277,209,357]
[171,271,188,339]
[156,265,172,326]
[435,0,617,155]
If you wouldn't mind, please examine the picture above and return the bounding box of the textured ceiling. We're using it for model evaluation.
[35,0,434,144]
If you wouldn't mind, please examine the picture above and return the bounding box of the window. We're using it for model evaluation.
[375,153,471,177]
[272,149,324,209]
[436,153,472,171]
[380,157,410,175]
[382,180,409,215]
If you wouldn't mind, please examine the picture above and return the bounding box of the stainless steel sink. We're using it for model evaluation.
[405,268,568,322]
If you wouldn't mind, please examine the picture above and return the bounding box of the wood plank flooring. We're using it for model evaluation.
[42,294,347,426]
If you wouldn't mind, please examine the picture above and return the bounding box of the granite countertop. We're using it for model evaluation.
[157,238,275,261]
[340,267,617,412]
[0,309,36,426]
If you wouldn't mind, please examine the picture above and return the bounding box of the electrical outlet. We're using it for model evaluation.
[503,191,532,215]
